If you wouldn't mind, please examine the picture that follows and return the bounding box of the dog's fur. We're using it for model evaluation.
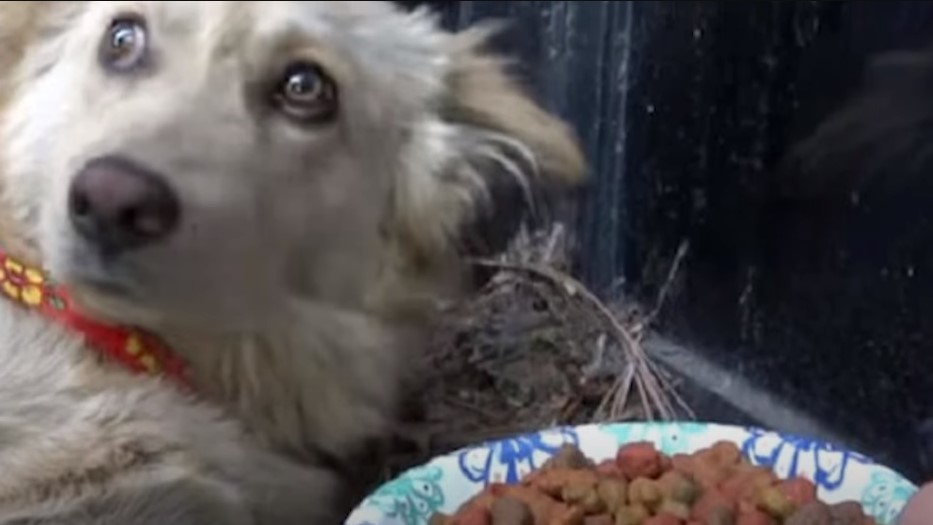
[0,1,584,523]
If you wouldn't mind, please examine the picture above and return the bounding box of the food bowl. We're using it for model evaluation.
[346,422,917,525]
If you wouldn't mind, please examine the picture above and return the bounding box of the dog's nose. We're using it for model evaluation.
[68,156,180,254]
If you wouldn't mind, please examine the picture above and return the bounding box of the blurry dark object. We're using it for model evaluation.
[783,43,933,199]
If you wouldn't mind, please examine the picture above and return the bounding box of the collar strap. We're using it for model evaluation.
[0,251,192,390]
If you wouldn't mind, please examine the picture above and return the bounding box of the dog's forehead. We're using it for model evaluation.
[246,1,445,62]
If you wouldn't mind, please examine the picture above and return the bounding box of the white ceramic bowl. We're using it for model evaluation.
[346,422,917,525]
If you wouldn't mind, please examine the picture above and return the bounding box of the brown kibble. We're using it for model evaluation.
[757,487,796,519]
[492,484,578,525]
[628,478,663,509]
[596,478,628,512]
[703,507,737,525]
[692,489,736,523]
[671,454,694,474]
[463,487,500,516]
[429,513,454,525]
[658,498,691,520]
[721,466,778,504]
[584,514,614,525]
[736,509,776,525]
[709,442,742,466]
[828,501,870,525]
[658,471,699,504]
[785,500,832,525]
[544,444,595,470]
[551,505,586,525]
[615,504,650,525]
[736,500,758,515]
[561,484,605,514]
[616,442,664,479]
[527,469,600,498]
[454,504,492,525]
[490,497,534,525]
[597,459,624,478]
[776,478,818,508]
[688,455,733,489]
[644,514,683,525]
[488,483,511,497]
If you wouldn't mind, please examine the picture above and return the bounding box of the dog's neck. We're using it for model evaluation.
[151,297,420,465]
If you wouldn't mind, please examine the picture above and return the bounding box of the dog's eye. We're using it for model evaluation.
[100,16,148,72]
[272,62,338,123]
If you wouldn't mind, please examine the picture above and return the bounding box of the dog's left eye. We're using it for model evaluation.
[272,62,338,123]
[100,16,148,72]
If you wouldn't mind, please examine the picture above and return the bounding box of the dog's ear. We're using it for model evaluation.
[441,28,586,259]
[386,24,586,282]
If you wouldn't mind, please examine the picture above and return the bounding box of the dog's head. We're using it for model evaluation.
[0,1,584,330]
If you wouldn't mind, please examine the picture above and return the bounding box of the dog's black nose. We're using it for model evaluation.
[68,156,180,254]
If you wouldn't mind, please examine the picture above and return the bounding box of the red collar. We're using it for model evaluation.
[0,250,192,390]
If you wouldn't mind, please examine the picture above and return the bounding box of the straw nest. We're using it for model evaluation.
[384,223,693,478]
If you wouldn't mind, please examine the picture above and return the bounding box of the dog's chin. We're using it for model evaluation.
[41,239,155,321]
[50,246,139,294]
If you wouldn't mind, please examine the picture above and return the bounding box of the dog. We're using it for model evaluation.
[0,1,585,523]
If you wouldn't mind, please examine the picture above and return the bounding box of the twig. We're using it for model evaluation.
[472,258,676,421]
[641,240,691,330]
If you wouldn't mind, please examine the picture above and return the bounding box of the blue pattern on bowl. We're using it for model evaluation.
[740,427,874,491]
[457,426,578,485]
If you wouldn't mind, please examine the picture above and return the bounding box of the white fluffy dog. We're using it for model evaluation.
[0,1,584,523]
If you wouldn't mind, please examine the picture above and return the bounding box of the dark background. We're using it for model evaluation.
[400,0,933,483]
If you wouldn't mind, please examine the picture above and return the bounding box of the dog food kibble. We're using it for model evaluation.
[547,444,596,470]
[774,478,817,508]
[616,505,651,525]
[829,501,874,525]
[455,503,492,525]
[597,479,629,513]
[628,478,664,510]
[656,498,691,520]
[699,505,737,525]
[721,467,777,503]
[562,484,606,515]
[642,514,681,525]
[429,441,877,525]
[616,442,664,479]
[783,501,831,525]
[657,471,699,504]
[598,459,625,478]
[709,442,742,466]
[757,487,796,519]
[691,489,735,521]
[490,498,534,525]
[527,469,600,498]
[585,515,615,525]
[737,509,777,525]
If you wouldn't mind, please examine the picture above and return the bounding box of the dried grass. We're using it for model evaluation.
[385,223,692,476]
